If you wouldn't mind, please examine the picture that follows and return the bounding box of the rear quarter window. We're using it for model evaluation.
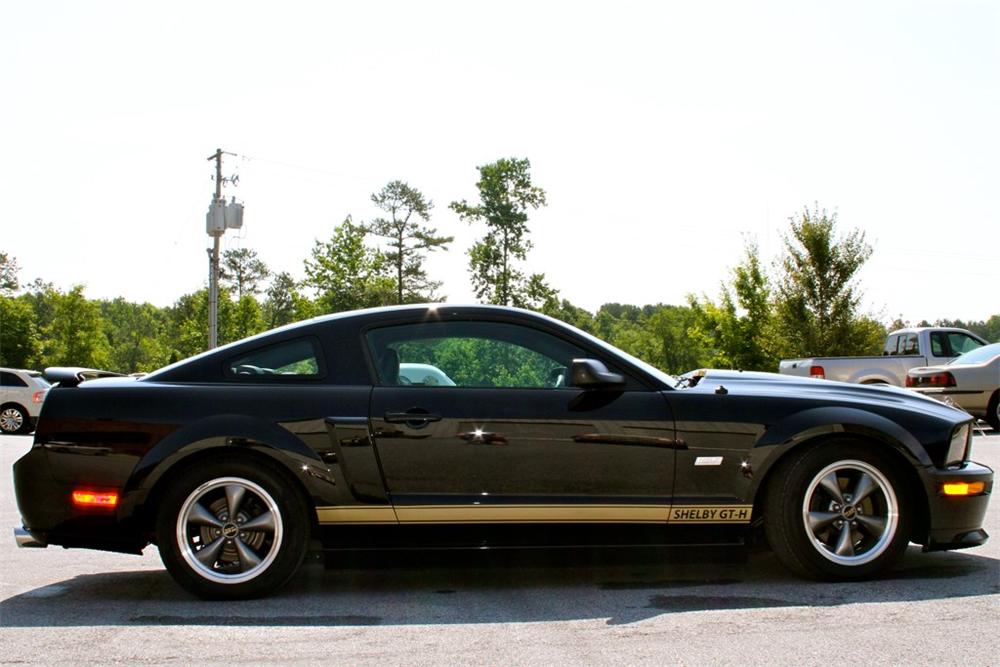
[224,337,325,381]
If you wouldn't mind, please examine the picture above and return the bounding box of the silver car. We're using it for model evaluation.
[0,368,50,434]
[906,342,1000,431]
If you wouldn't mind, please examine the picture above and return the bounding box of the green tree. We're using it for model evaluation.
[220,248,270,299]
[688,240,776,370]
[369,180,452,304]
[450,157,547,306]
[45,286,110,368]
[647,305,705,374]
[165,288,237,360]
[100,298,171,373]
[538,298,596,333]
[304,216,394,313]
[21,281,60,365]
[232,294,265,341]
[263,271,315,329]
[0,252,20,294]
[0,295,40,368]
[772,205,883,357]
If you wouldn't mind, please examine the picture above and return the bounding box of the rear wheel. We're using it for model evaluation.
[764,440,911,579]
[156,459,309,599]
[0,404,28,434]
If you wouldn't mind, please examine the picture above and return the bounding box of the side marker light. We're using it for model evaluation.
[72,490,119,508]
[942,482,985,496]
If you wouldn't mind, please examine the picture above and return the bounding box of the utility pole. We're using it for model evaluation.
[207,149,223,349]
[205,148,242,349]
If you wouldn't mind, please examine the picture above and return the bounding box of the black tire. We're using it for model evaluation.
[155,458,310,600]
[986,391,999,432]
[0,404,29,434]
[764,440,911,580]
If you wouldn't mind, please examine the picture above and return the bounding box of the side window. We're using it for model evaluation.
[885,335,899,355]
[930,332,946,357]
[901,334,919,355]
[948,333,984,356]
[1,372,27,387]
[366,321,587,389]
[226,338,323,380]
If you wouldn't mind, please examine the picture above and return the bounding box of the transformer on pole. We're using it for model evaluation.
[205,148,242,350]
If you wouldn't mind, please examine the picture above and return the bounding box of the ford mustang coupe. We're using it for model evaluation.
[13,305,993,599]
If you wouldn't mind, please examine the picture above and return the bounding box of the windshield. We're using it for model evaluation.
[949,342,1000,366]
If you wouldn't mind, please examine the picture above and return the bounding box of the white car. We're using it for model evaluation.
[906,342,1000,431]
[0,368,50,434]
[398,362,456,386]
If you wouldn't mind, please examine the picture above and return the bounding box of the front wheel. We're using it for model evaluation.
[156,459,309,599]
[764,441,911,579]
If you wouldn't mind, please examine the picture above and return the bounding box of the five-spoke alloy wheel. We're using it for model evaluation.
[765,440,911,579]
[801,460,898,566]
[156,459,309,599]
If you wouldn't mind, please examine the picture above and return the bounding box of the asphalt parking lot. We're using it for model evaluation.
[1,433,997,666]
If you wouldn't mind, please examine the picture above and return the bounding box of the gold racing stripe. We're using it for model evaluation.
[394,504,669,523]
[315,504,753,525]
[315,506,398,524]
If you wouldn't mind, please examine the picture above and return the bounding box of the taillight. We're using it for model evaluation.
[914,372,956,387]
[32,391,46,404]
[809,365,826,379]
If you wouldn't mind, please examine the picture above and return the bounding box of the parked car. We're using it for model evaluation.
[906,342,1000,431]
[12,305,993,599]
[0,368,50,434]
[779,327,987,386]
[398,362,456,386]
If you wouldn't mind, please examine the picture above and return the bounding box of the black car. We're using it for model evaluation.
[12,305,993,599]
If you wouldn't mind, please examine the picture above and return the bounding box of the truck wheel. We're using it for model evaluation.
[156,458,309,599]
[764,440,911,579]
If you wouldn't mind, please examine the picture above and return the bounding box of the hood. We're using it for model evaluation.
[687,368,969,421]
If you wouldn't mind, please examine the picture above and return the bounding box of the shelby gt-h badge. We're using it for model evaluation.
[13,305,993,599]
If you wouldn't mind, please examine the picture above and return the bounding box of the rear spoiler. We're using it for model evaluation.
[44,367,126,388]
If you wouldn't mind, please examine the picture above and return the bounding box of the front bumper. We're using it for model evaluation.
[919,461,993,551]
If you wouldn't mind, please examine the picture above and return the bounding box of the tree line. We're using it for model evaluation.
[1,158,997,375]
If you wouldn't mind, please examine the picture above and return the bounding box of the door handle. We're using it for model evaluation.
[384,410,442,425]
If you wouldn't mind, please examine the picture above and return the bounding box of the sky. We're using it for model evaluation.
[2,1,997,324]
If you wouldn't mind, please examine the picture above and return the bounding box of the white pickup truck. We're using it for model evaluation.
[778,327,988,386]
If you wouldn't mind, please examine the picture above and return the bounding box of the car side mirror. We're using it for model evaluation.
[570,358,625,389]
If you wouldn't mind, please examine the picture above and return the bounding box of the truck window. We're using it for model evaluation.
[901,334,919,355]
[947,332,984,356]
[930,333,946,357]
[885,335,899,355]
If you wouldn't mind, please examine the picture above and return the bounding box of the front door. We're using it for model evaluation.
[365,319,677,524]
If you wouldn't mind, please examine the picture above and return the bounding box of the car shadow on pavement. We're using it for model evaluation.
[1,545,997,628]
